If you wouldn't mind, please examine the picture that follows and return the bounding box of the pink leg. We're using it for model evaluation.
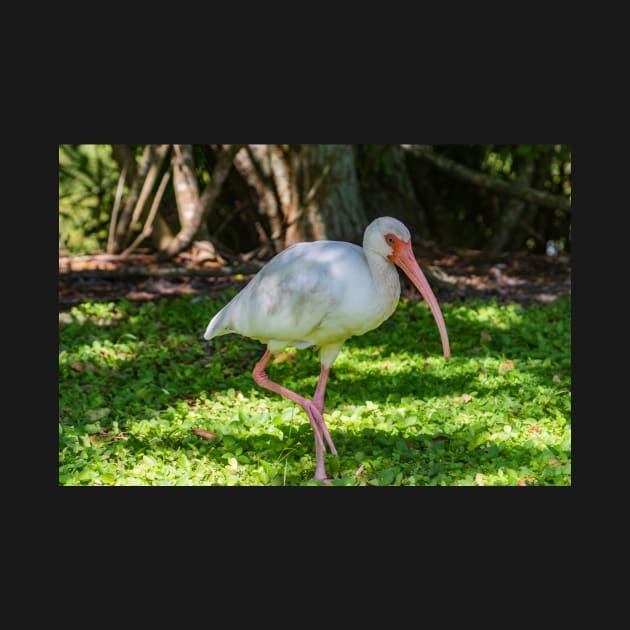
[311,366,337,462]
[313,366,330,413]
[252,351,337,481]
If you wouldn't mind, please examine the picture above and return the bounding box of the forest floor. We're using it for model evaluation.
[58,247,571,311]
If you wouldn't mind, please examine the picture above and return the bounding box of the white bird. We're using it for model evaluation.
[204,216,450,482]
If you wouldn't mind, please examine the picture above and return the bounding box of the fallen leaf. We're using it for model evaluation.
[273,352,296,364]
[499,360,515,373]
[431,435,449,444]
[528,424,541,434]
[552,375,561,383]
[125,291,155,301]
[452,394,472,403]
[70,361,98,373]
[94,430,127,442]
[549,458,561,467]
[475,473,485,486]
[192,428,218,440]
[517,477,535,486]
[480,331,492,343]
[423,362,431,369]
[86,408,110,421]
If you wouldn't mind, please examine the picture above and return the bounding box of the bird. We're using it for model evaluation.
[204,216,450,482]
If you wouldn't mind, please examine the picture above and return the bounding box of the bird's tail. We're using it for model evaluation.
[203,309,228,340]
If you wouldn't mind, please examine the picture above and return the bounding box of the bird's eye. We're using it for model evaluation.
[386,236,395,245]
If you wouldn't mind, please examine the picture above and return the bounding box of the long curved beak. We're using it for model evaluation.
[390,240,450,361]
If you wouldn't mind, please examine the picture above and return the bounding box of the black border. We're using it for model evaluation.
[52,68,577,561]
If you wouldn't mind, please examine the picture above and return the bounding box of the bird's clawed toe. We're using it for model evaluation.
[312,476,333,484]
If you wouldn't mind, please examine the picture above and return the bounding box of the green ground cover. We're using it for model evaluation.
[59,293,571,486]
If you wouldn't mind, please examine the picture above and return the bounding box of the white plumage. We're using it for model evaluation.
[204,216,450,481]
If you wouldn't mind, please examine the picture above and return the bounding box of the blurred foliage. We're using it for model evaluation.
[412,144,571,253]
[58,144,571,256]
[59,145,120,253]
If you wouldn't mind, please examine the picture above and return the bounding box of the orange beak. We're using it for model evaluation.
[389,239,450,361]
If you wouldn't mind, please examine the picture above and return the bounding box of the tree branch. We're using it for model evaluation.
[109,145,151,253]
[401,144,571,211]
[107,159,130,253]
[110,145,137,187]
[59,264,261,279]
[233,147,282,251]
[129,144,171,231]
[121,169,171,257]
[159,144,244,260]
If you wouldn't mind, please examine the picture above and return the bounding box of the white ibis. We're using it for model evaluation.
[204,216,450,482]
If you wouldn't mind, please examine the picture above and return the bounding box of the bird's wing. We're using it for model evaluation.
[208,241,367,347]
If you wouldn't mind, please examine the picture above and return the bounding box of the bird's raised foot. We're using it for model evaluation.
[311,465,366,484]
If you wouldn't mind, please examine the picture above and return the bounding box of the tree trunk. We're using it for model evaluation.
[110,145,137,188]
[266,144,298,245]
[108,144,170,253]
[509,152,553,251]
[488,158,535,253]
[121,169,171,256]
[171,144,215,241]
[355,144,431,245]
[233,146,283,254]
[264,144,367,247]
[107,145,147,253]
[150,214,175,252]
[128,144,171,232]
[300,144,367,244]
[158,144,243,259]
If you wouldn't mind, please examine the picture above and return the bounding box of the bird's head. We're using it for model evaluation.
[365,217,450,362]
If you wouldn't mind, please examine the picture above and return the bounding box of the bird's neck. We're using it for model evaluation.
[364,249,401,299]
